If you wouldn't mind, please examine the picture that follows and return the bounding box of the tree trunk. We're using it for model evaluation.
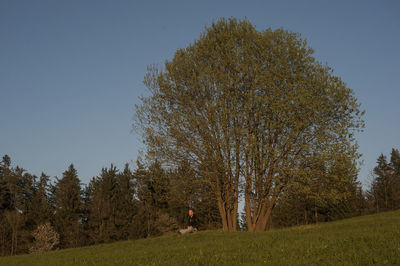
[314,198,318,224]
[384,181,388,210]
[217,198,228,230]
[304,210,308,225]
[217,195,237,231]
[10,231,14,256]
[214,168,238,231]
[246,192,278,232]
[14,229,18,255]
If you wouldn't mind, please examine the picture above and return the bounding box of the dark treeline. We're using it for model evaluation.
[368,149,400,212]
[0,155,220,255]
[1,149,400,255]
[270,148,400,228]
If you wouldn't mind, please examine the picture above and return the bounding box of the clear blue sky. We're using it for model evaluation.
[1,0,399,186]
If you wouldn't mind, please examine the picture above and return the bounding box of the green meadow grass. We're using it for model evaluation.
[1,210,400,265]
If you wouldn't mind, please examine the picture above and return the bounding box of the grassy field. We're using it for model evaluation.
[1,211,400,265]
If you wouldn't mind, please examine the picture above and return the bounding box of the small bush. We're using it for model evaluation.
[154,212,179,234]
[29,223,59,253]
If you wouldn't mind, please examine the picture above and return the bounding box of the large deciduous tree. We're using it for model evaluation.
[135,18,364,231]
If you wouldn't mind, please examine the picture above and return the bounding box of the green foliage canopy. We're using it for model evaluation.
[135,18,364,231]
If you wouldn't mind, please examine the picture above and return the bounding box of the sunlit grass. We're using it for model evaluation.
[1,210,400,265]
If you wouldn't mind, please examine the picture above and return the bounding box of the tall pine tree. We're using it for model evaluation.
[53,164,83,248]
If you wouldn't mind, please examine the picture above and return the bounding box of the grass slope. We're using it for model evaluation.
[1,211,400,265]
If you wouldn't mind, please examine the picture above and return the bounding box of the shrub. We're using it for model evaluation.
[29,223,59,253]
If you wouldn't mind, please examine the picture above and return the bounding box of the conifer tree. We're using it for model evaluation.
[370,149,400,211]
[114,164,137,239]
[53,164,83,248]
[131,161,179,238]
[0,155,12,212]
[85,165,119,243]
[0,156,14,255]
[389,149,400,209]
[371,154,391,211]
[28,173,53,227]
